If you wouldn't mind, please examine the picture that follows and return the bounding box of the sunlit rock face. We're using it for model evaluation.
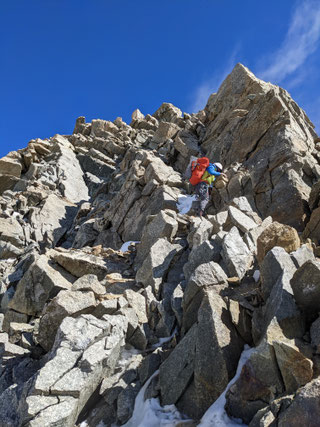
[0,64,319,426]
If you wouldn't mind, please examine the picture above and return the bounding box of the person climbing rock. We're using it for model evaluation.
[195,162,225,218]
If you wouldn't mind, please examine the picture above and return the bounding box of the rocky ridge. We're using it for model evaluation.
[1,63,320,426]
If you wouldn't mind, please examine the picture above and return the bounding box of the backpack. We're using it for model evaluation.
[184,155,198,180]
[189,157,210,185]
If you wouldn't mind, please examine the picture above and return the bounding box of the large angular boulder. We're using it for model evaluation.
[153,102,182,123]
[252,272,304,345]
[257,222,300,263]
[9,255,75,316]
[5,314,127,427]
[225,330,284,423]
[187,217,213,249]
[0,241,24,259]
[73,115,91,134]
[151,121,179,144]
[226,319,312,425]
[0,217,24,248]
[120,184,181,242]
[0,174,20,193]
[272,340,313,393]
[174,130,199,169]
[178,289,244,419]
[260,246,297,301]
[144,157,182,187]
[29,194,77,247]
[290,244,315,268]
[73,219,98,249]
[182,261,227,333]
[308,180,320,211]
[37,290,96,351]
[228,299,253,345]
[101,171,142,237]
[0,157,22,177]
[278,377,320,427]
[2,310,28,334]
[134,210,178,269]
[290,260,320,316]
[303,206,320,243]
[228,205,257,233]
[71,274,106,296]
[159,323,197,405]
[244,216,273,254]
[136,238,183,297]
[310,316,320,353]
[50,249,128,280]
[124,289,148,324]
[183,239,221,282]
[94,229,123,250]
[90,119,118,137]
[221,226,253,279]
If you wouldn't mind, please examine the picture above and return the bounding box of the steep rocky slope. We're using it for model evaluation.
[1,64,320,426]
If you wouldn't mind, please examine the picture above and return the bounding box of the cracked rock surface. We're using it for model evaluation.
[0,64,320,426]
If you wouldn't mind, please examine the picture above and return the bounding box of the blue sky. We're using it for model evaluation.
[1,0,320,158]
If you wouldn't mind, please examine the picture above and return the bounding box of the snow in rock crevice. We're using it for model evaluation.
[120,241,140,252]
[121,370,190,427]
[177,194,197,214]
[122,346,253,426]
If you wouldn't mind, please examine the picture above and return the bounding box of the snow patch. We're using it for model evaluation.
[122,346,253,427]
[120,241,140,252]
[177,194,197,214]
[3,258,17,264]
[80,422,106,427]
[152,328,177,349]
[253,270,260,282]
[121,370,191,427]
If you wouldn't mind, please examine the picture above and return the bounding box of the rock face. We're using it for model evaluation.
[29,194,77,248]
[222,226,253,279]
[37,290,96,351]
[205,64,319,231]
[278,378,320,426]
[0,63,319,426]
[290,260,320,316]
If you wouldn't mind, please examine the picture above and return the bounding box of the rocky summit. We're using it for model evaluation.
[1,63,320,427]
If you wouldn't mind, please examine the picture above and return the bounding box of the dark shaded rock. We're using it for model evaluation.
[78,153,115,179]
[139,351,161,385]
[252,273,305,345]
[159,323,197,405]
[178,289,244,419]
[260,246,296,301]
[291,260,320,317]
[278,377,320,427]
[117,381,141,424]
[182,261,227,332]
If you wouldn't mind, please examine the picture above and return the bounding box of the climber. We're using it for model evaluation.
[195,162,225,218]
